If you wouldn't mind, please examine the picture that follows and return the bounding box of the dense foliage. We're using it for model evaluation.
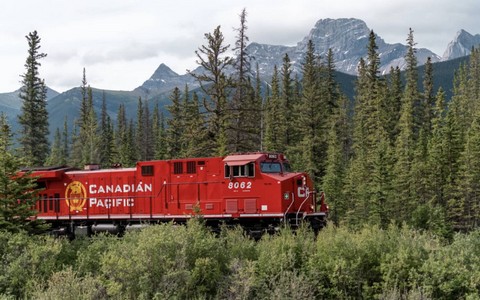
[0,221,479,299]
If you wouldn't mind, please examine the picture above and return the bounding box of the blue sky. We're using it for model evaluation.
[0,0,478,93]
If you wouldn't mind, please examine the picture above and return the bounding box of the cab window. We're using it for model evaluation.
[225,163,255,178]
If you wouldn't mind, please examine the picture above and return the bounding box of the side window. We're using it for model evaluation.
[224,163,255,178]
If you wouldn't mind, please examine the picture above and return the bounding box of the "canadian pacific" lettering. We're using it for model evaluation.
[89,183,152,194]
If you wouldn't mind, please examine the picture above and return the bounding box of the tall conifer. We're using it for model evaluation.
[18,30,49,166]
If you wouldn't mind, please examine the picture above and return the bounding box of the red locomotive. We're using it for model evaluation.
[27,152,328,237]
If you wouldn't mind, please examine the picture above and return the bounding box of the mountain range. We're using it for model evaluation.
[1,18,479,139]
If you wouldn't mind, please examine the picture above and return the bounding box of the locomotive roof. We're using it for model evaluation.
[223,153,265,166]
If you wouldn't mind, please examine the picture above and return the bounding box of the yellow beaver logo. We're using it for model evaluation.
[65,181,87,212]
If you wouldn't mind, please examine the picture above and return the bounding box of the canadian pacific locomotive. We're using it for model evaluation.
[27,152,328,237]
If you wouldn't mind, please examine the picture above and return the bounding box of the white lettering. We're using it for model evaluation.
[88,183,153,195]
[88,198,135,208]
[98,185,105,193]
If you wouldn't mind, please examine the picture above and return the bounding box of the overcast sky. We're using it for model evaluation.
[1,0,479,93]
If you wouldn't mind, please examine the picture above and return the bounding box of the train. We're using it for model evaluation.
[25,152,328,237]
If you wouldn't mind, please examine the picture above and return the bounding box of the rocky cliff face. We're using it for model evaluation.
[442,30,480,60]
[250,18,441,79]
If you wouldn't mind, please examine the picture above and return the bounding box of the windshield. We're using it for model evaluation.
[260,162,282,173]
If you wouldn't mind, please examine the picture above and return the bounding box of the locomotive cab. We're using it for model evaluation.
[222,153,327,231]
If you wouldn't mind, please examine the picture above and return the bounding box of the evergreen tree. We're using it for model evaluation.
[263,66,282,152]
[166,87,184,158]
[189,25,233,156]
[456,108,480,228]
[426,89,447,207]
[113,104,132,167]
[152,105,167,160]
[18,30,49,166]
[83,87,101,164]
[392,29,418,224]
[99,92,114,167]
[70,70,100,167]
[46,128,63,166]
[183,92,208,157]
[0,114,47,233]
[385,67,403,144]
[444,50,480,228]
[422,57,435,134]
[291,40,321,176]
[346,31,392,227]
[61,117,69,165]
[135,97,148,161]
[230,8,258,152]
[322,94,351,225]
[280,53,294,150]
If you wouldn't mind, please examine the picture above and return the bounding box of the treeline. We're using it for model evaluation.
[2,221,480,299]
[6,10,480,234]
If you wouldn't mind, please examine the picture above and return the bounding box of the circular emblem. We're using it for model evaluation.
[65,181,87,212]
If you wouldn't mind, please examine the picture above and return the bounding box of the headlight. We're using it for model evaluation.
[283,192,290,200]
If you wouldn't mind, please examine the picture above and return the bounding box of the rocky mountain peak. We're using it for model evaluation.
[442,29,480,60]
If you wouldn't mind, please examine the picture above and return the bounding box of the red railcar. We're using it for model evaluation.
[27,152,328,237]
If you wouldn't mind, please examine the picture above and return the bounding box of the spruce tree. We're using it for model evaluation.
[183,92,208,157]
[152,104,167,160]
[189,25,233,156]
[280,53,293,150]
[292,40,321,176]
[166,87,183,158]
[18,30,49,166]
[0,114,47,233]
[46,128,63,166]
[231,8,256,152]
[263,66,281,151]
[346,31,392,227]
[392,29,418,224]
[99,92,114,167]
[456,108,480,229]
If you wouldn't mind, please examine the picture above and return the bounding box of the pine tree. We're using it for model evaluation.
[135,97,148,161]
[46,128,63,166]
[183,92,208,157]
[346,31,393,227]
[230,8,257,152]
[392,29,418,224]
[456,108,480,228]
[61,117,70,165]
[152,104,167,160]
[280,53,293,150]
[322,94,351,225]
[0,114,47,233]
[113,104,131,166]
[99,92,114,167]
[263,66,282,151]
[70,70,100,167]
[83,87,100,164]
[189,25,233,156]
[291,40,321,176]
[18,30,49,166]
[444,50,480,228]
[166,87,184,158]
[385,67,402,144]
[426,89,447,207]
